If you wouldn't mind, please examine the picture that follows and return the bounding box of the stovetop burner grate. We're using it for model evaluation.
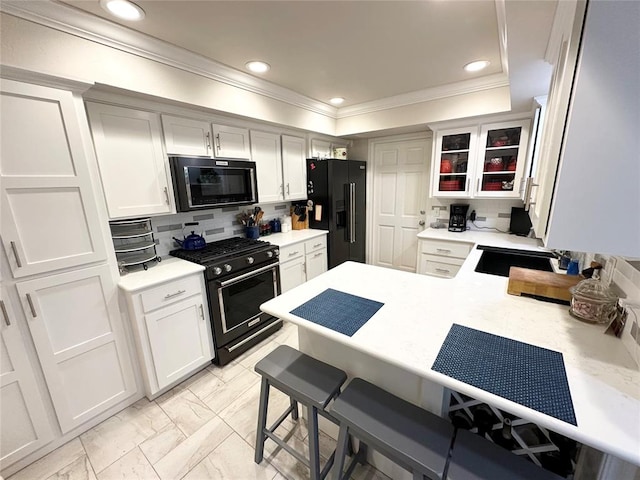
[170,237,271,265]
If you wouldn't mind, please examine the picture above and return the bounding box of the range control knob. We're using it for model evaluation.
[266,251,273,258]
[213,266,222,276]
[274,249,280,257]
[247,256,255,265]
[224,264,232,273]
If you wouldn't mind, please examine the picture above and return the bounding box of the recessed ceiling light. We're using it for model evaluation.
[329,97,345,105]
[464,60,490,72]
[100,0,145,21]
[245,61,271,73]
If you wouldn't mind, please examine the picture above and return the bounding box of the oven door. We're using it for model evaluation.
[211,262,280,346]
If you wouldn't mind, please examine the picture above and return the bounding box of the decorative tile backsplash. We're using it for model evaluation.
[150,202,291,257]
[427,198,525,232]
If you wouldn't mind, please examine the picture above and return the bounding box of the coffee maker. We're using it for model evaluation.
[448,204,469,232]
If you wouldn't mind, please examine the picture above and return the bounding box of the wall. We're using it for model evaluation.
[427,198,525,233]
[146,203,293,258]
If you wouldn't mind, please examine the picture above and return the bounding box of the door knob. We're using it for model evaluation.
[419,220,425,226]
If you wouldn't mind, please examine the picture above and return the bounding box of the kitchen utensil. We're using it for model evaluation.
[173,223,206,250]
[569,278,618,323]
[507,267,582,302]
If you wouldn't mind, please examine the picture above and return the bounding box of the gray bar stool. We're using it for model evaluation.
[331,378,455,480]
[254,345,351,480]
[447,429,564,480]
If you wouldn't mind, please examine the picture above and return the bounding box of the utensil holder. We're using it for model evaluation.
[245,225,260,239]
[291,207,309,230]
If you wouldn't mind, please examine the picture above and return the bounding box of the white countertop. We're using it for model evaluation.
[118,257,205,292]
[261,231,640,465]
[267,229,328,248]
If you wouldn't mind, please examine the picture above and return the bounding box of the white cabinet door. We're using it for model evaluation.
[250,131,283,203]
[305,249,327,281]
[15,266,136,433]
[431,127,478,198]
[144,296,211,390]
[279,257,306,293]
[0,286,53,470]
[473,120,531,198]
[212,124,250,159]
[162,115,212,157]
[281,135,307,201]
[0,80,108,278]
[87,103,173,219]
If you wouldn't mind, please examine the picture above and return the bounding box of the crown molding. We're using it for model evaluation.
[0,64,94,92]
[2,0,512,122]
[336,73,509,119]
[1,0,338,117]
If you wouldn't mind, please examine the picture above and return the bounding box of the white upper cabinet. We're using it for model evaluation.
[87,103,174,219]
[250,131,284,203]
[0,285,53,470]
[430,119,530,199]
[431,127,478,197]
[162,115,212,157]
[0,80,108,278]
[473,120,530,198]
[15,265,136,433]
[212,124,250,159]
[281,135,307,201]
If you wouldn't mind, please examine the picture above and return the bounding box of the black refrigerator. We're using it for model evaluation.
[306,158,366,269]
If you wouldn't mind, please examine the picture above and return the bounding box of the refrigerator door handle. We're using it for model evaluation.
[350,182,356,244]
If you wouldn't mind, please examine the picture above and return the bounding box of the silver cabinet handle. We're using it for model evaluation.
[1,301,10,326]
[435,268,451,274]
[524,177,539,211]
[10,241,22,268]
[313,252,324,258]
[477,179,480,192]
[288,251,299,257]
[436,248,451,254]
[26,293,37,318]
[466,178,470,191]
[163,187,170,205]
[313,243,323,248]
[164,289,186,300]
[215,134,221,151]
[205,132,211,150]
[286,183,290,196]
[199,304,205,320]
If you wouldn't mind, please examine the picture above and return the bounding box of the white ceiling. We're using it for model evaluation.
[56,0,556,111]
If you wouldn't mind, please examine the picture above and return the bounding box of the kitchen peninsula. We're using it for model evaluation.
[261,247,640,478]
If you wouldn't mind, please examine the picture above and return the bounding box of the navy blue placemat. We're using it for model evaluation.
[290,288,384,336]
[432,324,577,425]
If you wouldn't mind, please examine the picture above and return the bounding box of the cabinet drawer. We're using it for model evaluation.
[420,254,464,278]
[279,243,304,262]
[420,239,473,259]
[304,236,327,254]
[140,275,202,313]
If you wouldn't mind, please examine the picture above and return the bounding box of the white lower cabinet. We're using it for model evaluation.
[278,235,328,292]
[15,265,137,434]
[0,286,53,471]
[417,238,473,278]
[121,271,213,398]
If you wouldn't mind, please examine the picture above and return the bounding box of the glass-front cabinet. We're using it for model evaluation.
[474,120,531,198]
[431,119,531,199]
[432,127,478,197]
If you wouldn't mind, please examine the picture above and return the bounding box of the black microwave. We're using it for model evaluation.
[169,156,258,212]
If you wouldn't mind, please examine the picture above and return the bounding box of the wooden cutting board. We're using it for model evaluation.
[507,267,581,302]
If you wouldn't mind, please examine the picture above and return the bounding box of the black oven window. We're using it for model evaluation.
[187,166,253,206]
[220,269,276,332]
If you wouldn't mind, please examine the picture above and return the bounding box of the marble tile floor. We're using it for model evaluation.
[7,323,389,480]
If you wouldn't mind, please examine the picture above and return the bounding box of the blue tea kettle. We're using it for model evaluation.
[173,223,206,250]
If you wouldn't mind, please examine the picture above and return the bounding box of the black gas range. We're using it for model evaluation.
[170,237,282,366]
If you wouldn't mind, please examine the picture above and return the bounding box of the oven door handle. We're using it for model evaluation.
[218,263,277,287]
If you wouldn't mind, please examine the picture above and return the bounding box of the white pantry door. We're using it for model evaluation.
[372,138,430,272]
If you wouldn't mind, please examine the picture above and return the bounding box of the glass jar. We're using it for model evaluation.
[569,278,618,323]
